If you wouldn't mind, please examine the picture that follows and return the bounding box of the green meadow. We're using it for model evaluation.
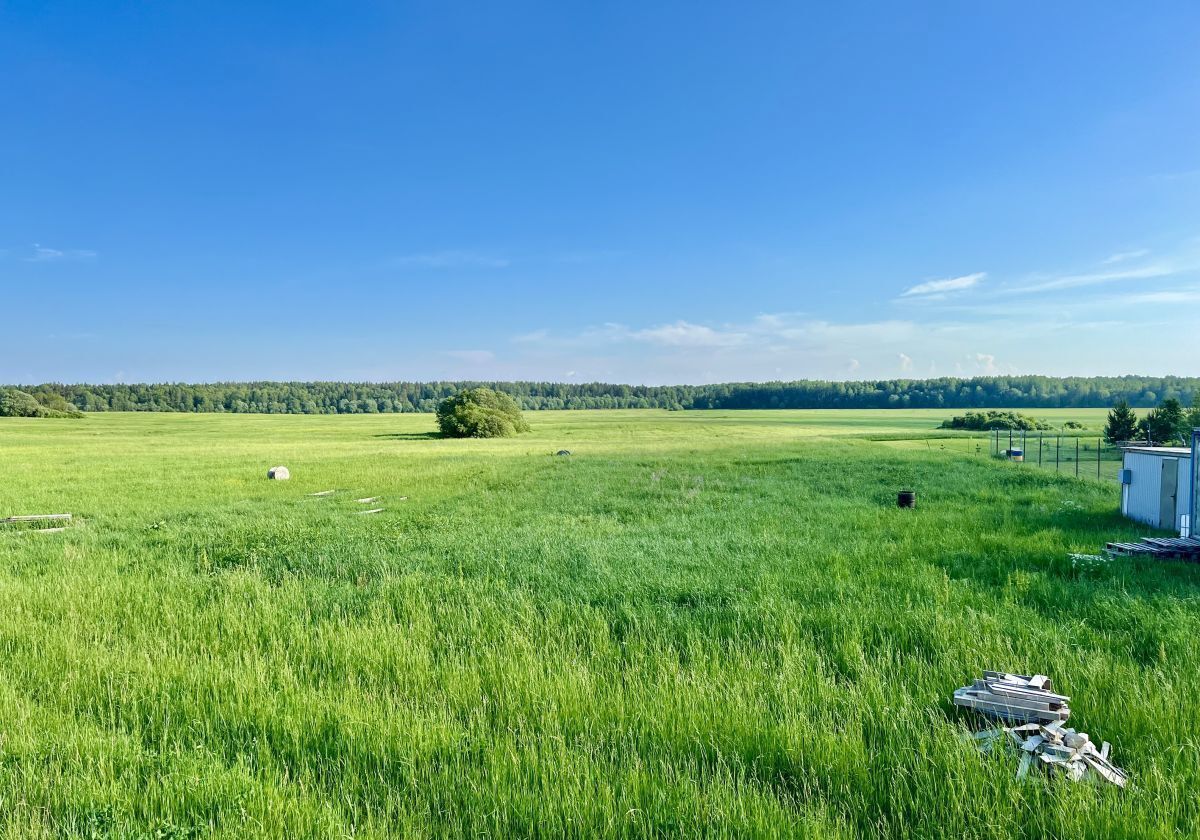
[0,409,1197,838]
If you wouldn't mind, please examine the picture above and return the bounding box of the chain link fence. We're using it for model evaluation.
[989,429,1122,482]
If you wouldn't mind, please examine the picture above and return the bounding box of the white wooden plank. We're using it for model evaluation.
[1017,753,1032,779]
[1,513,72,523]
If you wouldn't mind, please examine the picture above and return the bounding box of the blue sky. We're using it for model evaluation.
[3,2,1199,384]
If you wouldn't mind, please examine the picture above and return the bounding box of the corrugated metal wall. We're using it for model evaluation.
[1121,451,1193,531]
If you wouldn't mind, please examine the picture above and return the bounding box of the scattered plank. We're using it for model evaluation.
[355,497,379,504]
[958,671,1127,787]
[1017,753,1032,779]
[954,673,1070,724]
[31,527,67,534]
[308,490,336,497]
[356,508,384,515]
[1,513,72,524]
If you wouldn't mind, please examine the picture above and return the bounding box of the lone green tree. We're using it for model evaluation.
[436,387,530,438]
[1103,399,1139,444]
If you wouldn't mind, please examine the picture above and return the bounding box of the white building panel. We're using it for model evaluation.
[1121,448,1192,532]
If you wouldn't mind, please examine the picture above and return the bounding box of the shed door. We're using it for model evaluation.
[1160,458,1179,530]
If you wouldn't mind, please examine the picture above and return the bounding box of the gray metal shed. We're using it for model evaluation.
[1120,446,1192,532]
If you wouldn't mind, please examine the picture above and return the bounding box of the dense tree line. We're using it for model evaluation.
[5,376,1199,415]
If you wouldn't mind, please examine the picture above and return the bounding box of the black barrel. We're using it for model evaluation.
[897,490,916,508]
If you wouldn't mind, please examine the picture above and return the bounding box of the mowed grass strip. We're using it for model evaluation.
[0,410,1197,838]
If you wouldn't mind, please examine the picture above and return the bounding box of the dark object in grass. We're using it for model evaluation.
[897,490,916,508]
[556,450,572,456]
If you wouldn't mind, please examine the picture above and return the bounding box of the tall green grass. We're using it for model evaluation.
[0,410,1196,838]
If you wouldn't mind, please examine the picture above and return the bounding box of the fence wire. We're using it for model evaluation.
[988,429,1122,482]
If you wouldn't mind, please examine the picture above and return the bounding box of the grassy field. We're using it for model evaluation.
[1,409,1197,838]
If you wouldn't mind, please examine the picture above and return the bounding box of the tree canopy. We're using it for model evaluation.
[0,388,84,418]
[5,376,1200,415]
[1138,398,1189,445]
[436,388,531,438]
[939,410,1051,431]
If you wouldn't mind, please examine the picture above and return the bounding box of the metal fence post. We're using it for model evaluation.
[1039,433,1043,467]
[1056,436,1060,472]
[1075,437,1080,477]
[1097,437,1101,480]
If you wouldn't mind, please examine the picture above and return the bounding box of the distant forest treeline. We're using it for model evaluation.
[7,377,1199,414]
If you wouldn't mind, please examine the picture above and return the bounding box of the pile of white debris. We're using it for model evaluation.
[954,670,1069,724]
[955,671,1128,787]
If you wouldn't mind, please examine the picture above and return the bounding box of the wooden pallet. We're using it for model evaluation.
[1105,536,1200,561]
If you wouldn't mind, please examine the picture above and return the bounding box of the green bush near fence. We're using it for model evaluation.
[940,410,1051,431]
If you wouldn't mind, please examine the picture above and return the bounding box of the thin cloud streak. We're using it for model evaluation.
[1007,263,1180,293]
[1102,249,1150,264]
[901,272,985,297]
[24,244,97,262]
[391,251,510,269]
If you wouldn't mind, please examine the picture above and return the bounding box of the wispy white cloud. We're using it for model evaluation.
[493,236,1200,382]
[527,315,920,353]
[625,320,747,348]
[1102,248,1150,264]
[1008,262,1179,293]
[974,353,998,374]
[900,272,985,298]
[1108,288,1200,305]
[474,300,1196,382]
[392,251,509,269]
[444,349,495,364]
[1148,168,1200,183]
[513,329,550,344]
[24,244,97,262]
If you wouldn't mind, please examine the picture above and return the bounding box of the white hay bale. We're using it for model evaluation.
[268,465,290,480]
